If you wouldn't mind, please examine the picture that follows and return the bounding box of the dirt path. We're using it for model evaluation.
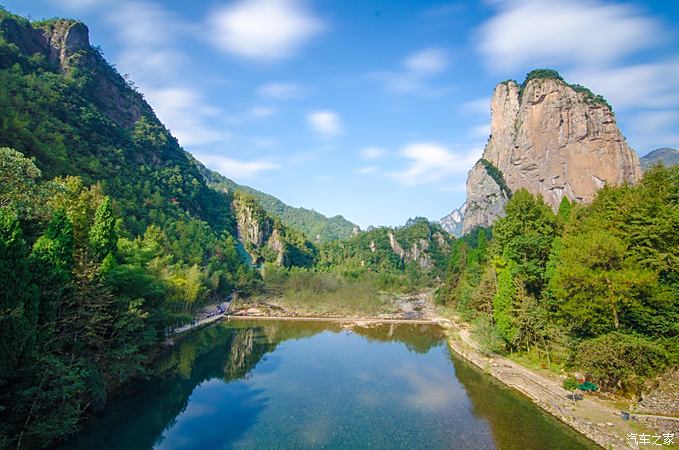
[442,318,657,449]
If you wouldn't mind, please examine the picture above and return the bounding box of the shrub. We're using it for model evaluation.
[574,332,668,396]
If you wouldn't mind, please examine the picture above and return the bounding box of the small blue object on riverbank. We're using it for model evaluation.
[621,411,630,420]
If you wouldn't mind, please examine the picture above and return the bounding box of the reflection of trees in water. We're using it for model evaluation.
[352,323,444,353]
[450,357,597,450]
[224,328,275,379]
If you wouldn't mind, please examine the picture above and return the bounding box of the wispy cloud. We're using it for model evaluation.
[256,82,305,99]
[373,47,450,94]
[387,143,481,186]
[355,166,379,175]
[461,97,490,115]
[307,110,343,138]
[207,0,325,61]
[359,147,387,160]
[477,0,660,72]
[194,153,279,180]
[476,0,679,151]
[144,86,229,147]
[247,106,276,119]
[102,1,232,149]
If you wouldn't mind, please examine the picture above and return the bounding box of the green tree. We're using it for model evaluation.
[0,208,39,378]
[89,197,116,261]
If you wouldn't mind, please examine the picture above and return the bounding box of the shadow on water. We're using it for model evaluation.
[56,323,306,450]
[451,356,599,450]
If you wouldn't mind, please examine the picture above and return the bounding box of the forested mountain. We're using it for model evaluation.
[640,147,679,170]
[197,162,358,243]
[318,217,453,280]
[0,9,314,447]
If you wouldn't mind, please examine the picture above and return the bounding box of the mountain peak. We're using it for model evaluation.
[463,70,641,234]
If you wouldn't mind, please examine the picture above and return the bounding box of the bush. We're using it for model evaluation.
[574,332,668,396]
[472,316,506,355]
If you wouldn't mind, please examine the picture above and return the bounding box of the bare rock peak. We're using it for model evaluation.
[462,69,642,233]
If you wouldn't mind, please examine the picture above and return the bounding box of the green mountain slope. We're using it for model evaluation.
[196,161,358,242]
[640,147,679,170]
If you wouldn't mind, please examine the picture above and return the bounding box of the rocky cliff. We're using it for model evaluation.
[232,191,315,267]
[463,70,642,233]
[439,203,466,237]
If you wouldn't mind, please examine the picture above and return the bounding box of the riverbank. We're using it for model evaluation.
[182,293,676,449]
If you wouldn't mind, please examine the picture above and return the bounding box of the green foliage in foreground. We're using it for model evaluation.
[440,165,679,396]
[0,151,258,448]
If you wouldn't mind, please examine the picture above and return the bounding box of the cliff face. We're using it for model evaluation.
[439,202,466,237]
[0,17,150,129]
[462,73,642,232]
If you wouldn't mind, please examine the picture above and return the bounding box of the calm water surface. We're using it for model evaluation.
[59,320,596,449]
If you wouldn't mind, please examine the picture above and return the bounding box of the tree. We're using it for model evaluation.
[89,197,116,261]
[562,377,579,405]
[551,229,658,337]
[0,208,39,378]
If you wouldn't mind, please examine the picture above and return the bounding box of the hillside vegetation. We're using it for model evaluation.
[438,164,679,396]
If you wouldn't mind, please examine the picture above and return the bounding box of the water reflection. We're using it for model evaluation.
[58,320,594,450]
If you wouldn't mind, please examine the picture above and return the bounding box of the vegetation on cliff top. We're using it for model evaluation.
[500,69,613,112]
[479,159,512,199]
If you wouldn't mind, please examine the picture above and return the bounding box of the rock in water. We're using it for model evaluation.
[462,71,642,233]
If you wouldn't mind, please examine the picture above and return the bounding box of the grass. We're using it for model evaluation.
[508,348,567,378]
[259,269,398,317]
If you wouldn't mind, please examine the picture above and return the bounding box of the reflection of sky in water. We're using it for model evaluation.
[60,322,595,450]
[155,330,494,449]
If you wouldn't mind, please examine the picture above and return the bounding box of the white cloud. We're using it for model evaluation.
[194,153,279,180]
[257,82,304,99]
[307,111,343,138]
[359,147,387,160]
[375,47,450,93]
[208,0,324,61]
[469,124,490,139]
[355,166,379,175]
[566,61,679,110]
[387,143,481,186]
[145,86,229,147]
[478,0,661,72]
[404,48,448,75]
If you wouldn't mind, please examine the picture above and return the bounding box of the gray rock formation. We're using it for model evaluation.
[439,202,466,237]
[462,72,642,232]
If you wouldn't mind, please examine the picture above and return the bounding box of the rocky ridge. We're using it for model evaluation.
[463,70,642,233]
[439,203,466,237]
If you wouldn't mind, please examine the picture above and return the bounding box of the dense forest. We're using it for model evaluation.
[437,164,679,396]
[2,6,678,449]
[0,10,448,447]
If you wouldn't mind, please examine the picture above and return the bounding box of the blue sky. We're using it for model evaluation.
[5,0,679,228]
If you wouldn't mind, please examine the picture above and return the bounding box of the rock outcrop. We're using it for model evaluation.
[462,70,642,233]
[0,16,150,129]
[439,202,466,237]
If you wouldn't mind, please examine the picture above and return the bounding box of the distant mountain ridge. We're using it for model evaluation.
[640,148,679,170]
[195,162,359,243]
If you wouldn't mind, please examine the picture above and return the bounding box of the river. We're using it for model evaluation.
[58,319,596,449]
